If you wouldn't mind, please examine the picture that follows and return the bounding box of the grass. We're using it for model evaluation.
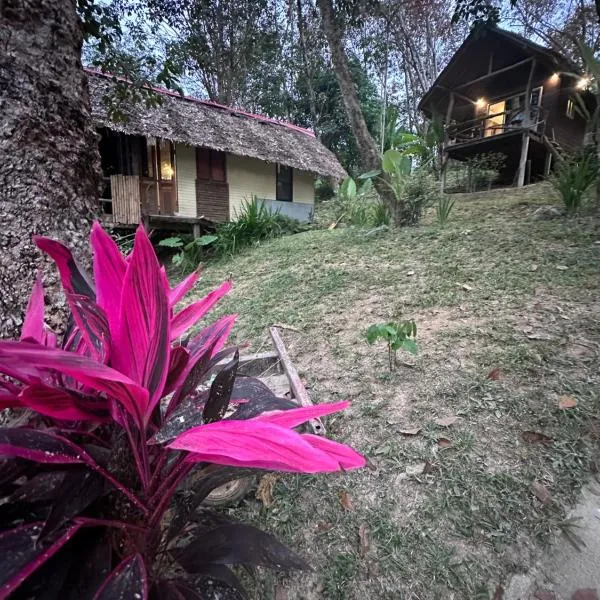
[187,183,600,599]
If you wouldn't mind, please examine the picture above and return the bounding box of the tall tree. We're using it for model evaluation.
[316,0,413,223]
[0,0,100,338]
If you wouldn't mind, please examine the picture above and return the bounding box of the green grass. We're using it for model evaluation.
[188,184,600,599]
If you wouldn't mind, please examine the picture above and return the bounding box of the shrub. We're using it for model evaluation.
[436,195,456,227]
[366,320,418,370]
[548,150,599,216]
[335,177,390,227]
[0,223,364,599]
[159,234,218,271]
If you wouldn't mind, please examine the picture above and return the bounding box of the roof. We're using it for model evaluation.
[419,25,580,114]
[87,70,346,180]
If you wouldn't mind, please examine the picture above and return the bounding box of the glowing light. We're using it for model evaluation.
[576,76,591,90]
[476,97,486,108]
[550,73,560,83]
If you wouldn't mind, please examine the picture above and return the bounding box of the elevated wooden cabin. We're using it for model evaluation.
[88,71,346,231]
[419,26,592,186]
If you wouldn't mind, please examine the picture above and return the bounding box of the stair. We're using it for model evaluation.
[542,135,565,162]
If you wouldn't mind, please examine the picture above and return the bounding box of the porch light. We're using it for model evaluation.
[576,76,591,90]
[550,72,560,83]
[476,97,486,108]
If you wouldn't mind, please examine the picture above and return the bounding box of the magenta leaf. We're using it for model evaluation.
[34,236,95,299]
[163,345,190,396]
[202,350,239,424]
[169,270,199,307]
[171,420,347,473]
[93,554,148,600]
[0,428,85,464]
[90,221,127,335]
[21,276,45,343]
[301,434,367,470]
[172,523,310,571]
[0,341,148,425]
[19,383,110,422]
[254,401,350,429]
[170,280,232,340]
[111,225,170,423]
[63,293,111,362]
[0,522,82,598]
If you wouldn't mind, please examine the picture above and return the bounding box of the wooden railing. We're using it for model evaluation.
[446,106,545,145]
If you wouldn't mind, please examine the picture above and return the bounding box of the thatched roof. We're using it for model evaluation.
[87,70,346,180]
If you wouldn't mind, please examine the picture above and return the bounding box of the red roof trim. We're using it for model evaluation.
[85,67,316,138]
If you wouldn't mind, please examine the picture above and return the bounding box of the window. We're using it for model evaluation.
[140,137,175,181]
[196,148,226,182]
[566,98,575,119]
[276,164,293,202]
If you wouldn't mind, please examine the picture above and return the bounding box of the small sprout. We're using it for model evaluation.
[365,319,418,371]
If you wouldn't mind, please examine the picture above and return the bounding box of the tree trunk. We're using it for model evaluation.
[0,0,99,339]
[316,0,409,224]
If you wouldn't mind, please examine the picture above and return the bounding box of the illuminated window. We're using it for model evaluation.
[566,98,575,119]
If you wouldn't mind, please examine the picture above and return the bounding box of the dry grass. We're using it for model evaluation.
[188,184,600,599]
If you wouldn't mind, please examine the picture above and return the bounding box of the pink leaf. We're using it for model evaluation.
[90,221,127,335]
[34,236,94,298]
[19,382,109,422]
[0,341,148,426]
[171,419,362,473]
[111,225,170,423]
[171,281,232,340]
[301,434,366,470]
[255,401,350,429]
[169,270,200,307]
[21,276,45,343]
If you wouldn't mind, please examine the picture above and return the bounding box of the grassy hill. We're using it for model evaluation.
[189,185,600,599]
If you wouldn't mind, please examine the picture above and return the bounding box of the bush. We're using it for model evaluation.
[159,198,309,270]
[0,223,364,599]
[396,168,440,224]
[334,177,390,227]
[436,195,456,227]
[548,150,599,216]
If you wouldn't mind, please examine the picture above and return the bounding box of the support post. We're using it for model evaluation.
[544,150,553,176]
[523,59,536,128]
[441,92,455,193]
[517,132,530,187]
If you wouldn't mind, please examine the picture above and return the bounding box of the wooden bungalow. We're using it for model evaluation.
[88,70,346,231]
[418,25,592,187]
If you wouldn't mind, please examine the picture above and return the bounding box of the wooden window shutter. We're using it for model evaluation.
[196,148,211,180]
[211,151,226,182]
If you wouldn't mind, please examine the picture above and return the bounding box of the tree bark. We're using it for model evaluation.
[316,0,409,224]
[0,0,100,338]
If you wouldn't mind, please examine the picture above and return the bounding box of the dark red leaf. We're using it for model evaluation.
[62,534,112,600]
[93,554,147,600]
[0,522,82,597]
[40,467,106,538]
[0,428,85,464]
[172,523,310,571]
[202,351,239,424]
[64,293,111,362]
[163,346,190,396]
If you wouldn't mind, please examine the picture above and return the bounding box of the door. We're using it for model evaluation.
[485,100,505,137]
[139,137,178,215]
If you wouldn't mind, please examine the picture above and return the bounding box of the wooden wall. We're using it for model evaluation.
[110,175,141,224]
[196,180,229,222]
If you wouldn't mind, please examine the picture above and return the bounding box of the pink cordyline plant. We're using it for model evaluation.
[0,222,364,599]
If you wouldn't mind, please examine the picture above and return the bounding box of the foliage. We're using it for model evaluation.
[366,320,418,370]
[447,152,507,193]
[548,150,599,215]
[335,177,389,226]
[159,234,218,271]
[0,223,364,599]
[436,195,456,227]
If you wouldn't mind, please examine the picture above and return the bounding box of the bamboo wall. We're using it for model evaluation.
[110,175,141,225]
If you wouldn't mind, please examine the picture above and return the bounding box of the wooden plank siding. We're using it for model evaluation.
[110,175,141,225]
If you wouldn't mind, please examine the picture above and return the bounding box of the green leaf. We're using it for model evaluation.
[357,170,382,180]
[400,339,418,355]
[197,235,219,246]
[382,149,404,174]
[159,236,184,248]
[339,177,357,200]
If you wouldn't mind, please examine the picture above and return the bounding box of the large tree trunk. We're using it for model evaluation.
[0,0,99,338]
[316,0,409,224]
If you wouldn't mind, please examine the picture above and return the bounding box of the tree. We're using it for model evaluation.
[316,0,413,224]
[0,0,100,338]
